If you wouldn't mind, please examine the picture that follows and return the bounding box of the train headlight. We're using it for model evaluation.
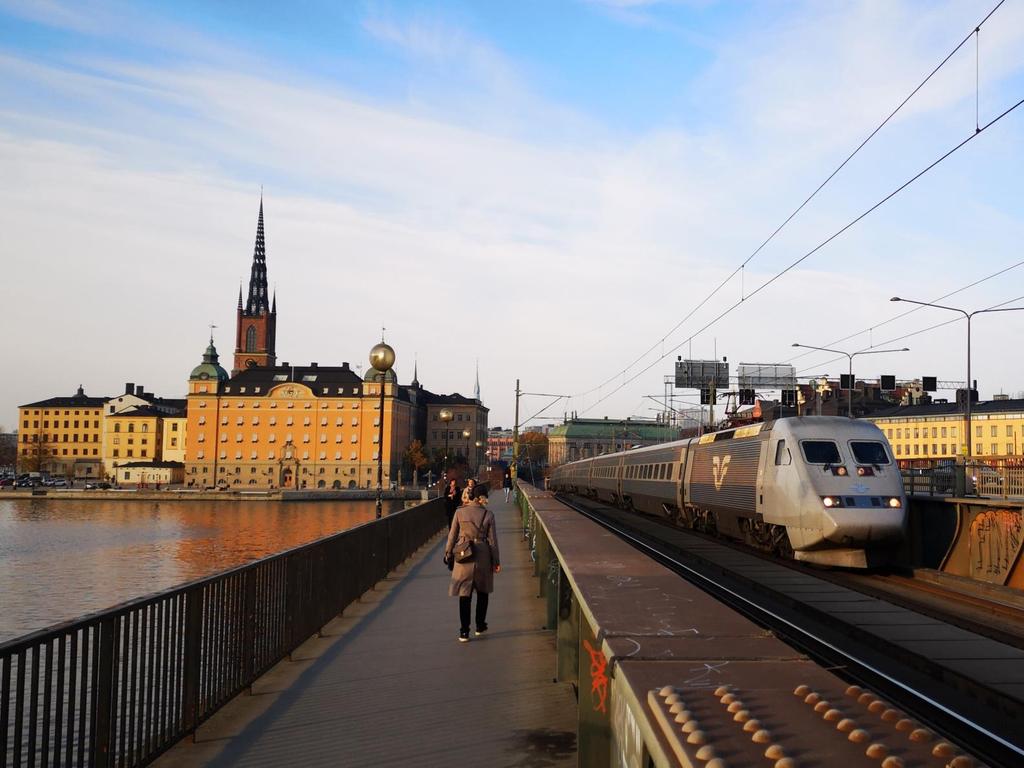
[888,497,902,508]
[821,496,842,508]
[856,467,874,477]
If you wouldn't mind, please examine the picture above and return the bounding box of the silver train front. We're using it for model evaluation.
[549,416,906,568]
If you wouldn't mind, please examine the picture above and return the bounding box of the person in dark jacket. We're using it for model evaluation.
[502,470,513,502]
[443,478,460,527]
[444,486,500,642]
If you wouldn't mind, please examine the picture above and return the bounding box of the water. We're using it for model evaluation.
[0,497,405,643]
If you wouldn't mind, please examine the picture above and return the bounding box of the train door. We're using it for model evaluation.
[762,432,810,548]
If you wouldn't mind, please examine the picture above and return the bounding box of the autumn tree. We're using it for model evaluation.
[402,439,430,479]
[519,431,548,465]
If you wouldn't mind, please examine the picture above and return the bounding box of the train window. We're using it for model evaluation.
[801,440,841,464]
[774,440,791,466]
[850,441,890,464]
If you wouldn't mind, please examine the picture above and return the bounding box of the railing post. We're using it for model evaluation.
[182,587,203,737]
[242,570,256,690]
[91,617,117,768]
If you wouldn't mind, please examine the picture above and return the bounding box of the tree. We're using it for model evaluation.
[402,439,430,479]
[519,431,548,465]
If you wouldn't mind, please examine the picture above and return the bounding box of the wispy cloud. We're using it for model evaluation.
[0,0,1022,425]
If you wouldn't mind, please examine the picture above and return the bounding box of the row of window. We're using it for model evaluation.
[194,432,374,444]
[197,415,364,427]
[22,420,101,429]
[23,410,100,416]
[111,449,148,458]
[21,448,100,457]
[194,450,377,461]
[894,443,1019,456]
[432,412,475,422]
[431,430,482,440]
[112,423,150,433]
[197,400,368,410]
[23,434,100,443]
[885,424,1019,440]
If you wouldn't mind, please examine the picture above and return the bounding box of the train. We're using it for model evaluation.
[548,416,906,568]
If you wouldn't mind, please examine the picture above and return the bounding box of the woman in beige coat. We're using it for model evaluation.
[444,486,500,642]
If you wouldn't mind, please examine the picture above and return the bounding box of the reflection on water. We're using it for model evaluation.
[0,497,404,643]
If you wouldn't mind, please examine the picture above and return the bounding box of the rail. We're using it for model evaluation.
[0,497,446,768]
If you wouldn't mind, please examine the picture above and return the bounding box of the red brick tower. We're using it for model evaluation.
[233,197,277,375]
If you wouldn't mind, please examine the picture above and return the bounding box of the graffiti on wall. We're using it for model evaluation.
[968,508,1023,584]
[583,639,609,714]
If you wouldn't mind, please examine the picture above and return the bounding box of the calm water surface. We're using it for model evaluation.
[0,497,404,643]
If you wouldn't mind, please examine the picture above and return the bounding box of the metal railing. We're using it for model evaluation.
[901,460,1024,499]
[1,498,446,767]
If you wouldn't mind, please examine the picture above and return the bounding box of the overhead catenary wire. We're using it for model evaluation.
[570,0,1008,403]
[580,93,1024,415]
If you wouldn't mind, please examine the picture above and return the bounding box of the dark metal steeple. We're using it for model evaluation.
[244,197,270,316]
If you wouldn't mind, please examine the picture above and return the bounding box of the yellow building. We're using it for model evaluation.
[162,416,187,463]
[102,406,164,480]
[17,387,105,478]
[185,340,420,489]
[867,399,1024,463]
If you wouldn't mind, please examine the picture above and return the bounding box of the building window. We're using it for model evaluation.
[114,424,121,433]
[246,325,257,352]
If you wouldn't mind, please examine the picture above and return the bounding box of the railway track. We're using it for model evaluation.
[555,492,1024,768]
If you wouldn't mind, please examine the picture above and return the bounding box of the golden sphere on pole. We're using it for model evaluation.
[369,342,396,373]
[439,408,454,424]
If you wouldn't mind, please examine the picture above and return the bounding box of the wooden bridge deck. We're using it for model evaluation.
[156,496,577,767]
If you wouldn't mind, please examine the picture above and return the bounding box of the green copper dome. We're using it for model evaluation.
[190,338,229,382]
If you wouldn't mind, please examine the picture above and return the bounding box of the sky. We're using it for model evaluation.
[1,0,1022,430]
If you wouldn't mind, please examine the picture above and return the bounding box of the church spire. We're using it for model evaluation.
[474,359,481,402]
[412,357,419,387]
[244,196,269,316]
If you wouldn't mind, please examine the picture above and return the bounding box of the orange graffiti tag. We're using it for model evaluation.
[583,639,609,714]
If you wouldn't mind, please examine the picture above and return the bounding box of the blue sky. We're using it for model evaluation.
[1,0,1022,428]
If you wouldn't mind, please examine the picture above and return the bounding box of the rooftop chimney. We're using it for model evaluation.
[135,385,144,397]
[310,362,318,368]
[125,382,134,395]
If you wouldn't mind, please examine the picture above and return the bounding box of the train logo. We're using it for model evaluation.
[712,455,731,490]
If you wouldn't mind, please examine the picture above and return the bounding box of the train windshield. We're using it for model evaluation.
[850,441,890,464]
[801,440,841,464]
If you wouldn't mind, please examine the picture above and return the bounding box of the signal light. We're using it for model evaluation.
[888,497,902,508]
[821,496,842,508]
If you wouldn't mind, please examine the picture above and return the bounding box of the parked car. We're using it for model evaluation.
[84,481,111,490]
[0,477,14,487]
[971,465,1004,495]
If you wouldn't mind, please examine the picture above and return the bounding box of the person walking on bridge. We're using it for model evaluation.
[444,486,500,642]
[503,469,512,502]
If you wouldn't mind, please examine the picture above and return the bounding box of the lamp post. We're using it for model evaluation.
[439,408,453,483]
[369,340,396,519]
[462,428,471,476]
[475,440,483,475]
[792,343,909,418]
[890,298,1024,460]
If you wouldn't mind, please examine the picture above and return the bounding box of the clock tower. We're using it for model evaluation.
[233,197,278,375]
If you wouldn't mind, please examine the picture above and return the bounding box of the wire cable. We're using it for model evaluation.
[580,93,1024,415]
[571,0,1007,402]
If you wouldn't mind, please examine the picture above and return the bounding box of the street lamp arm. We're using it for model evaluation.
[792,343,852,360]
[890,297,969,317]
[969,306,1024,318]
[850,346,910,359]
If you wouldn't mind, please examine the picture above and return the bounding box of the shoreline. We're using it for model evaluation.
[0,487,436,503]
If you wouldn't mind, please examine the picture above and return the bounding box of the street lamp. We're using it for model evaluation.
[792,343,909,418]
[890,297,1024,460]
[475,440,483,475]
[439,408,454,481]
[369,340,396,519]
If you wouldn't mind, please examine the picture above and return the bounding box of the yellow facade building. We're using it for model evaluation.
[184,340,424,489]
[868,399,1024,463]
[16,387,104,478]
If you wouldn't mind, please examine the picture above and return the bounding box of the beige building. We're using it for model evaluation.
[424,395,489,474]
[115,461,185,486]
[548,418,680,466]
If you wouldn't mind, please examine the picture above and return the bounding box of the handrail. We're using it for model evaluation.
[0,497,446,767]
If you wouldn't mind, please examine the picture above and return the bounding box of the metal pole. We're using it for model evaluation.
[512,379,520,483]
[375,379,386,519]
[966,314,972,461]
[848,354,854,419]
